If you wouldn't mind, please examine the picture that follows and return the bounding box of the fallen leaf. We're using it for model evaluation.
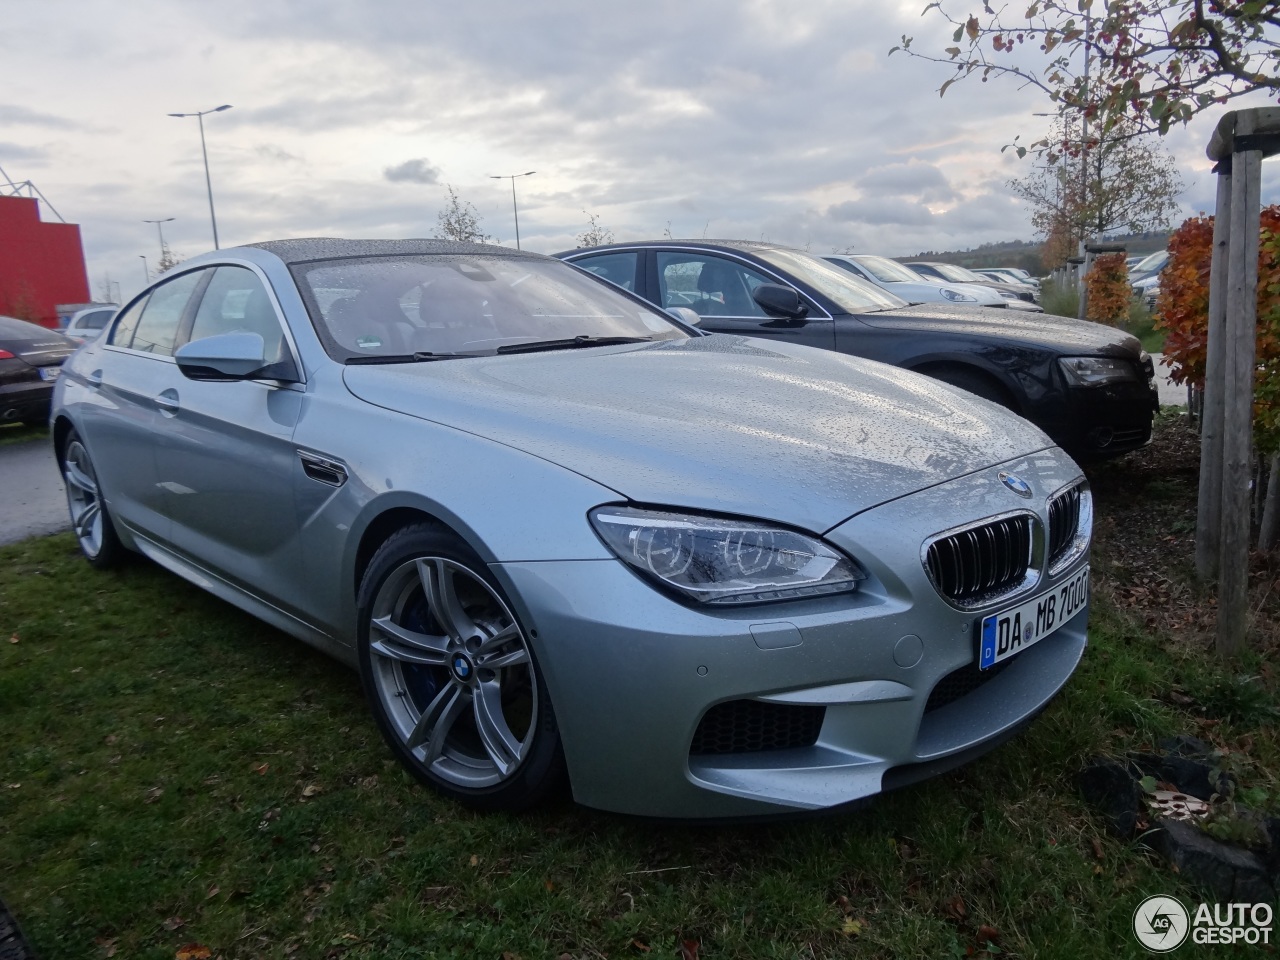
[162,916,185,931]
[145,786,165,804]
[976,924,1000,945]
[4,783,19,790]
[544,879,555,892]
[502,953,522,960]
[301,783,321,798]
[1090,837,1105,861]
[205,885,220,900]
[104,734,118,745]
[175,945,212,960]
[630,940,651,953]
[841,917,864,936]
[8,634,18,644]
[944,894,967,921]
[679,938,700,960]
[469,854,479,867]
[94,936,118,957]
[252,762,269,775]
[835,894,851,913]
[71,667,82,673]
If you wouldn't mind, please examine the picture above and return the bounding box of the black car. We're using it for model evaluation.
[556,240,1159,461]
[0,315,76,425]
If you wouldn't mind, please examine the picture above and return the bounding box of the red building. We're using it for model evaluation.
[0,194,90,328]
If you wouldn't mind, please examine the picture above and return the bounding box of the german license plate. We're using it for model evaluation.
[39,366,60,382]
[978,566,1089,669]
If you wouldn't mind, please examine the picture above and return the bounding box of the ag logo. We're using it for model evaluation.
[1133,895,1189,952]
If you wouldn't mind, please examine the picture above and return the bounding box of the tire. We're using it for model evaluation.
[61,429,125,569]
[356,523,565,812]
[927,366,1017,412]
[0,896,37,960]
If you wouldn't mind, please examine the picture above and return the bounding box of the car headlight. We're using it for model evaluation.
[940,288,976,302]
[1058,356,1141,386]
[589,506,864,605]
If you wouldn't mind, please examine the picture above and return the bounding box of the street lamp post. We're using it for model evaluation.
[139,255,149,284]
[488,171,536,249]
[143,217,175,260]
[168,105,232,249]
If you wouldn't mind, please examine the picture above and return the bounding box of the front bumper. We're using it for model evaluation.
[494,451,1088,819]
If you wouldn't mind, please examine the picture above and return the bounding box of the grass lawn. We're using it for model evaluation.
[1,417,1275,959]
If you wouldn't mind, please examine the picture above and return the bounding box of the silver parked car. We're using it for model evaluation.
[52,239,1091,819]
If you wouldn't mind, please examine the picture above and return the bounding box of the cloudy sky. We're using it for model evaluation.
[1,0,1268,302]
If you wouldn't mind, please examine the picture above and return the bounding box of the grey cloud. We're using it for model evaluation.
[0,104,80,130]
[254,143,302,163]
[0,142,50,163]
[384,158,441,184]
[826,197,935,227]
[859,160,956,204]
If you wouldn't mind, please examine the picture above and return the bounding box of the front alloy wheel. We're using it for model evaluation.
[357,525,563,811]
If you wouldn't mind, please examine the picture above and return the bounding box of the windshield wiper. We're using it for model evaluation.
[345,350,484,365]
[495,335,653,355]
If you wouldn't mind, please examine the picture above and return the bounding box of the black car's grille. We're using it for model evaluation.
[689,700,825,755]
[925,516,1032,605]
[1047,485,1083,566]
[924,658,1011,713]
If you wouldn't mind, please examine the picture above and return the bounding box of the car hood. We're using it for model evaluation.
[342,335,1052,532]
[881,280,1005,307]
[859,304,1144,357]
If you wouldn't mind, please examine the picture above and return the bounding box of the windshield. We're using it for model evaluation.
[292,255,685,360]
[926,262,988,284]
[1130,250,1168,276]
[852,255,926,284]
[756,249,906,313]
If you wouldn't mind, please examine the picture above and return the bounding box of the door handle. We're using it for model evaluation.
[86,369,103,388]
[156,388,180,417]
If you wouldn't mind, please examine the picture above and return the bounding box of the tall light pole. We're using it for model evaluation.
[168,105,232,249]
[488,171,535,249]
[143,217,175,260]
[139,255,149,284]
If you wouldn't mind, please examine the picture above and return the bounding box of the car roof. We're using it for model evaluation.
[557,239,791,258]
[229,237,543,266]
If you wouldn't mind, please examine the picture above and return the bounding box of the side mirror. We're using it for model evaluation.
[175,332,286,382]
[666,306,703,327]
[751,284,810,322]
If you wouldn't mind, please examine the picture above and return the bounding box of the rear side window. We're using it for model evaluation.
[187,266,287,364]
[126,272,204,355]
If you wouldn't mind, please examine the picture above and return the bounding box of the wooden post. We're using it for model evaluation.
[1195,170,1232,579]
[1217,145,1262,657]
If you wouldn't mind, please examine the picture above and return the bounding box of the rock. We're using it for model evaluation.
[1147,818,1277,903]
[1078,757,1142,837]
[1157,734,1214,759]
[1129,751,1232,802]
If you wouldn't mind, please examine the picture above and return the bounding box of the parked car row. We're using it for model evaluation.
[52,237,1102,819]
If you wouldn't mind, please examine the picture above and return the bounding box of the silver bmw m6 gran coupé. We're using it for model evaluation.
[51,239,1091,819]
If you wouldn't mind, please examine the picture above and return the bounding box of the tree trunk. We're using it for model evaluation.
[1260,453,1280,552]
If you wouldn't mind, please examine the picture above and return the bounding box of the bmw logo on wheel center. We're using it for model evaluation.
[998,471,1034,498]
[451,654,473,682]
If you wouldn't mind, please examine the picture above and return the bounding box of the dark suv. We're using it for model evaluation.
[557,240,1159,461]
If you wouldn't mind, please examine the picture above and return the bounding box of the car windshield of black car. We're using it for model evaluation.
[757,249,907,314]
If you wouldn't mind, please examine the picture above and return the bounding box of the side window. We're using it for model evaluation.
[573,252,639,292]
[656,253,771,318]
[187,266,287,364]
[79,310,114,331]
[108,297,148,347]
[128,271,204,356]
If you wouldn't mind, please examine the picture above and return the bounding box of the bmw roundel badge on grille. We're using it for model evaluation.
[998,471,1034,498]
